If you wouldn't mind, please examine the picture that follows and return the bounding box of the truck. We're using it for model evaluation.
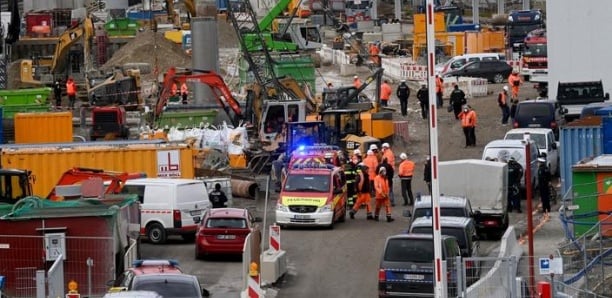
[521,29,547,81]
[556,81,610,122]
[438,159,509,239]
[505,10,545,60]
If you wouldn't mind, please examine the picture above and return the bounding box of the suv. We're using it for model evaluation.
[504,128,559,176]
[131,273,207,298]
[443,60,513,83]
[512,99,563,139]
[107,260,183,293]
[409,217,481,285]
[404,195,473,227]
[379,234,462,297]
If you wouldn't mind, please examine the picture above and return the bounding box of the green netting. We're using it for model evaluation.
[2,195,139,218]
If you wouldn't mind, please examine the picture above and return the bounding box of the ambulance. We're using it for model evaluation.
[275,161,347,228]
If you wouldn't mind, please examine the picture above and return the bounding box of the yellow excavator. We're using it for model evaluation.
[165,0,197,29]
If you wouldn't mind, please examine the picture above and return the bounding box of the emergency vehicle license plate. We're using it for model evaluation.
[190,210,202,216]
[294,214,310,219]
[217,235,236,240]
[404,274,424,280]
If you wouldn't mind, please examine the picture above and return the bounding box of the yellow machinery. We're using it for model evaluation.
[166,0,197,29]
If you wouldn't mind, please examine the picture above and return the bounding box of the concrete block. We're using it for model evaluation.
[362,32,383,44]
[340,63,357,76]
[357,20,375,31]
[382,23,402,33]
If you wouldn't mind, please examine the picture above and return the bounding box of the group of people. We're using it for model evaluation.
[497,70,524,125]
[53,77,78,109]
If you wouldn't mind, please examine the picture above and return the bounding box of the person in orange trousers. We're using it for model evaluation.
[363,149,379,195]
[349,163,374,220]
[374,167,394,222]
[507,70,522,100]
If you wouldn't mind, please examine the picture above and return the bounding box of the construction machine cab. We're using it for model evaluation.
[285,121,327,154]
[259,101,306,142]
[322,86,372,111]
[0,169,33,204]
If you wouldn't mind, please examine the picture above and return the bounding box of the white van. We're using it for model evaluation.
[121,178,212,244]
[482,139,539,191]
[436,53,505,75]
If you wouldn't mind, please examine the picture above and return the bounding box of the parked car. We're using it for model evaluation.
[435,53,505,75]
[504,128,560,176]
[103,291,162,298]
[404,194,474,228]
[512,99,564,139]
[195,208,261,259]
[107,260,183,293]
[443,60,513,83]
[409,216,481,285]
[378,234,462,297]
[131,273,208,298]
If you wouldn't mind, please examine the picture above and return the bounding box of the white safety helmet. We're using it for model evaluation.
[503,86,509,92]
[400,153,408,160]
[367,149,374,156]
[382,143,390,148]
[369,144,378,151]
[379,167,387,174]
[353,149,362,156]
[353,75,359,79]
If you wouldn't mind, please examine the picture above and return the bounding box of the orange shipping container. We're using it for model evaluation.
[413,13,446,34]
[14,112,73,144]
[0,143,196,197]
[465,31,505,54]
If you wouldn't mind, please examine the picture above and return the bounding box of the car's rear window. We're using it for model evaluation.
[413,207,468,218]
[505,133,546,149]
[518,104,552,117]
[411,227,466,249]
[132,278,200,297]
[384,238,433,263]
[206,218,247,228]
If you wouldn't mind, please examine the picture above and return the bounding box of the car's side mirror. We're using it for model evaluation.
[472,234,480,241]
[402,209,412,218]
[106,280,116,287]
[606,93,610,100]
[551,142,558,150]
[202,288,211,297]
[253,216,263,223]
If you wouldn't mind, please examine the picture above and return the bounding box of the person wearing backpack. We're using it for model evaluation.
[349,163,374,220]
[416,83,429,119]
[498,86,510,125]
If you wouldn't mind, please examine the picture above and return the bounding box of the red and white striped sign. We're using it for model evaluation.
[248,274,262,298]
[269,224,281,252]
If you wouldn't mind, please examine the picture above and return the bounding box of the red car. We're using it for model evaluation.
[195,208,260,258]
[107,260,183,292]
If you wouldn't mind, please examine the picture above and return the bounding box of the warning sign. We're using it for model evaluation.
[157,150,181,177]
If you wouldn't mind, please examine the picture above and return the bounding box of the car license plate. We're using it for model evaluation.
[404,274,424,280]
[217,235,236,240]
[192,216,200,223]
[528,124,541,127]
[294,214,310,219]
[190,210,201,216]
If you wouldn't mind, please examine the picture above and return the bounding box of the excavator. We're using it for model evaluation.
[0,167,145,204]
[165,0,197,29]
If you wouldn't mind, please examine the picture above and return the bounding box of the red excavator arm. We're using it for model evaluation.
[47,167,146,201]
[156,67,244,124]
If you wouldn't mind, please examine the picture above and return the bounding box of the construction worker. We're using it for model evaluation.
[180,82,189,104]
[53,78,62,107]
[370,144,382,163]
[349,163,374,220]
[449,84,466,119]
[65,77,77,110]
[369,42,380,66]
[380,79,392,107]
[363,149,378,194]
[508,70,522,100]
[344,155,357,209]
[209,183,228,208]
[377,157,395,206]
[498,85,510,125]
[435,74,444,108]
[417,83,428,119]
[352,149,363,164]
[458,105,477,147]
[396,79,410,116]
[537,157,552,217]
[423,155,432,195]
[398,153,415,206]
[353,76,362,89]
[381,143,394,170]
[374,167,394,222]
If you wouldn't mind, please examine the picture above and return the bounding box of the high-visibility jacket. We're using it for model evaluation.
[508,74,521,89]
[459,110,477,128]
[398,159,415,178]
[435,76,443,93]
[171,83,178,96]
[66,81,76,96]
[383,149,395,170]
[374,174,389,199]
[181,83,188,95]
[364,155,378,181]
[380,83,392,101]
[369,44,380,56]
[353,78,362,89]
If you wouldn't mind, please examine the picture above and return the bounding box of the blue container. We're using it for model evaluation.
[447,24,479,32]
[595,106,612,117]
[126,10,166,20]
[560,123,603,196]
[216,0,228,11]
[603,117,612,154]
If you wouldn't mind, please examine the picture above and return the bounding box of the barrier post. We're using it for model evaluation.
[269,224,281,252]
[248,262,262,298]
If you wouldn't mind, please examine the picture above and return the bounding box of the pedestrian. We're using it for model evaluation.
[498,85,510,125]
[435,74,444,108]
[508,70,522,101]
[352,149,363,164]
[398,153,415,206]
[209,183,228,208]
[370,143,382,163]
[381,143,395,171]
[344,155,357,209]
[507,156,523,213]
[374,167,394,222]
[369,42,380,66]
[349,163,374,220]
[510,98,518,121]
[363,149,378,194]
[380,79,392,107]
[53,78,62,107]
[271,153,288,191]
[416,83,428,119]
[537,157,552,217]
[377,157,395,206]
[396,79,410,116]
[458,105,477,147]
[449,84,467,119]
[423,155,432,195]
[353,75,362,89]
[181,82,189,104]
[65,77,77,109]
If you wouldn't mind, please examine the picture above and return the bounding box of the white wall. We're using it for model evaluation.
[547,0,612,98]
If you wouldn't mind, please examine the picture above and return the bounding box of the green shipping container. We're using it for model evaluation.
[571,155,612,237]
[239,55,316,93]
[104,18,139,36]
[2,105,52,119]
[157,110,218,129]
[0,88,51,105]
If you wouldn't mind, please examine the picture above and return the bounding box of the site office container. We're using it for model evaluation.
[571,155,612,237]
[0,143,196,197]
[559,117,603,196]
[25,12,53,37]
[14,112,73,144]
[465,31,506,54]
[0,196,140,297]
[413,13,446,34]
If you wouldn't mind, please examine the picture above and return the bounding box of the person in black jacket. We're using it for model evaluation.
[416,84,429,119]
[507,157,523,213]
[423,156,432,195]
[537,157,552,217]
[449,84,467,119]
[209,183,228,208]
[396,80,411,116]
[53,79,63,107]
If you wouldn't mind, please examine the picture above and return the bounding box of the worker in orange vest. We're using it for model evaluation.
[349,163,374,220]
[353,76,362,89]
[458,105,477,147]
[363,149,379,195]
[499,86,510,125]
[369,42,380,66]
[180,82,189,104]
[507,70,522,100]
[380,80,392,107]
[435,74,444,108]
[374,167,394,222]
[381,143,394,171]
[65,77,77,110]
[398,153,415,206]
